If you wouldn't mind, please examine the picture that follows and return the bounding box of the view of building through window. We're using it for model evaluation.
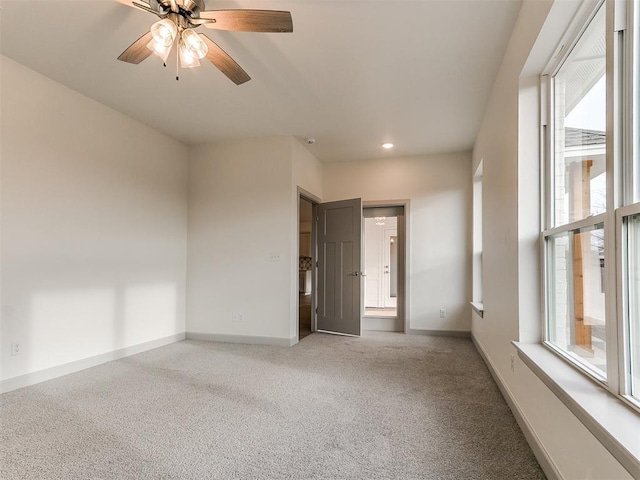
[548,225,606,376]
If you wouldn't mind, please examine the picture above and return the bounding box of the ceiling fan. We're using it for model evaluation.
[117,0,293,84]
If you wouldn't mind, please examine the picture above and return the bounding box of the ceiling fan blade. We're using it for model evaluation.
[131,1,164,17]
[117,31,154,64]
[116,0,167,17]
[114,0,148,8]
[200,10,293,33]
[199,34,251,85]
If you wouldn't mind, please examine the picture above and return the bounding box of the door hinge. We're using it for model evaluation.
[315,261,318,267]
[315,307,318,314]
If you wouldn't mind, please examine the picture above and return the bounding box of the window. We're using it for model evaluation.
[472,160,483,316]
[543,0,640,408]
[627,213,640,399]
[629,1,640,401]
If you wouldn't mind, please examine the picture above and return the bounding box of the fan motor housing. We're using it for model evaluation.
[181,0,206,15]
[152,0,206,17]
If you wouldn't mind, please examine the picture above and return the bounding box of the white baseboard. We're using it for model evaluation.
[471,333,562,480]
[186,332,296,347]
[0,333,186,394]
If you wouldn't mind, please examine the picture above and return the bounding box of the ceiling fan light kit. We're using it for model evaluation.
[117,0,293,84]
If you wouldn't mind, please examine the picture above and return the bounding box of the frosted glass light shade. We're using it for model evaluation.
[181,29,208,59]
[179,42,201,68]
[151,19,177,47]
[146,39,172,63]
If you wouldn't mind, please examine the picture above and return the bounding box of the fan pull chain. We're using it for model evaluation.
[176,38,180,81]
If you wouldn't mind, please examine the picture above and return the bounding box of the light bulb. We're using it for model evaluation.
[179,42,201,68]
[181,29,208,60]
[146,40,172,63]
[151,19,177,48]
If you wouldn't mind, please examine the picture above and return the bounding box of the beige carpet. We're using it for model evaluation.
[0,332,545,479]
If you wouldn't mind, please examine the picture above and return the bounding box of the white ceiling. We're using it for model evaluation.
[0,0,522,162]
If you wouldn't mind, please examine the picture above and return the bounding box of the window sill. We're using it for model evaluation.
[470,302,484,318]
[513,342,640,479]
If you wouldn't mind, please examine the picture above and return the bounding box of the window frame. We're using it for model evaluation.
[471,160,484,317]
[617,202,640,410]
[541,0,640,412]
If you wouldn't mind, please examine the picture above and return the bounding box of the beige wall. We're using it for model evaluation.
[323,153,472,333]
[0,56,189,389]
[472,1,632,478]
[293,138,323,200]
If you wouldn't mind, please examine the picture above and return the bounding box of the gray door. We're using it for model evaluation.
[317,198,362,336]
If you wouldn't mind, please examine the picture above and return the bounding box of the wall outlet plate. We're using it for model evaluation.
[11,342,21,356]
[269,253,281,262]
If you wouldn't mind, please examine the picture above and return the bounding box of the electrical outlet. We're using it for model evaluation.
[11,342,21,356]
[439,308,446,318]
[232,313,243,323]
[510,354,515,372]
[269,253,281,262]
[237,313,243,322]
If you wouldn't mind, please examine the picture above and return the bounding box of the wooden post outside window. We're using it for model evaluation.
[569,159,593,353]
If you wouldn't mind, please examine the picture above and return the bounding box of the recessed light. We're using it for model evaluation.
[382,143,394,149]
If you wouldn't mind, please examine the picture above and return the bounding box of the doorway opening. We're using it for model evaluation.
[302,198,404,339]
[363,206,405,332]
[298,197,314,340]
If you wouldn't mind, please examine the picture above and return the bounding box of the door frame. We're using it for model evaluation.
[296,195,410,339]
[363,200,410,333]
[297,188,321,340]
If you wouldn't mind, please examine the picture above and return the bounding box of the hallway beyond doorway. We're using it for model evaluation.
[299,293,312,339]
